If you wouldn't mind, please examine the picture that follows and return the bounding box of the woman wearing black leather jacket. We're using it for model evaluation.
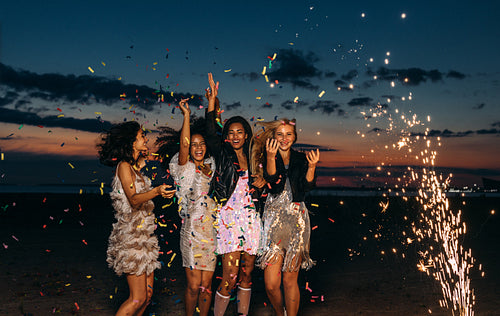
[204,73,266,316]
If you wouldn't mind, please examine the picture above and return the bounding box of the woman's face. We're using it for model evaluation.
[274,124,295,151]
[133,129,149,153]
[190,134,206,163]
[226,122,247,150]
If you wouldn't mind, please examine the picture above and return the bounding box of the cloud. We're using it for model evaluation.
[267,49,321,90]
[341,69,358,81]
[0,63,203,111]
[0,107,113,133]
[308,100,341,115]
[476,128,500,135]
[324,71,336,78]
[411,129,474,137]
[366,67,466,86]
[446,70,466,79]
[492,122,500,127]
[334,80,353,91]
[261,102,273,108]
[225,101,242,110]
[230,72,260,81]
[281,100,309,110]
[472,103,485,110]
[292,143,338,152]
[347,97,373,107]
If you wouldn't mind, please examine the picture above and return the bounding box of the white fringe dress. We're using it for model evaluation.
[106,162,162,276]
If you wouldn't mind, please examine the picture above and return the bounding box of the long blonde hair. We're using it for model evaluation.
[250,118,297,177]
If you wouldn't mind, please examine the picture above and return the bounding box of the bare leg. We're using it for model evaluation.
[198,270,214,316]
[237,252,256,315]
[214,251,241,315]
[185,268,202,316]
[264,254,285,316]
[115,273,148,316]
[136,272,155,316]
[282,257,301,316]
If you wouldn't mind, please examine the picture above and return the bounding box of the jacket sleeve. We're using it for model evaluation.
[205,110,222,162]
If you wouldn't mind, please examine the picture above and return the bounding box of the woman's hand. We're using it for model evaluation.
[179,98,191,116]
[306,149,320,167]
[206,73,219,101]
[251,174,267,189]
[266,138,279,159]
[157,184,176,198]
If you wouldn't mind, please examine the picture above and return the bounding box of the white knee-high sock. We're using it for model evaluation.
[214,291,231,316]
[237,286,252,316]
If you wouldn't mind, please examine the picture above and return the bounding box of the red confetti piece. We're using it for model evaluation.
[328,218,335,223]
[312,226,318,230]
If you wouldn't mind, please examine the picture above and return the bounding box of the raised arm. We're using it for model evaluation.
[178,98,191,166]
[305,149,320,183]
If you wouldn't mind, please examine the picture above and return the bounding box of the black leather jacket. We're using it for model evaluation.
[205,110,263,209]
[264,149,316,202]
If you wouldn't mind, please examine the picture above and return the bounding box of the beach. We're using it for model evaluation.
[1,192,498,315]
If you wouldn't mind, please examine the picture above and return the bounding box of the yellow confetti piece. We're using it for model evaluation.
[171,91,174,97]
[318,90,325,98]
[152,67,156,71]
[118,77,122,80]
[185,136,190,144]
[162,202,173,209]
[88,66,94,73]
[256,97,261,100]
[167,253,177,267]
[57,114,64,118]
[100,188,103,195]
[262,66,266,75]
[201,239,209,243]
[153,62,158,65]
[1,153,4,160]
[288,42,294,45]
[265,75,269,82]
[194,254,202,258]
[158,222,167,227]
[272,53,277,60]
[293,96,299,103]
[68,163,75,169]
[311,203,319,207]
[224,69,232,72]
[79,189,83,194]
[65,283,71,287]
[86,275,92,279]
[101,61,106,66]
[95,112,102,115]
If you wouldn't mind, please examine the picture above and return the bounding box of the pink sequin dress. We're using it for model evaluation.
[214,171,262,255]
[106,162,161,276]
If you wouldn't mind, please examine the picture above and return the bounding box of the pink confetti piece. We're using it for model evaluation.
[12,235,19,242]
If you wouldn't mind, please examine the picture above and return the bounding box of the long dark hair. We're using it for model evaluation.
[222,116,253,157]
[97,121,141,166]
[156,115,210,169]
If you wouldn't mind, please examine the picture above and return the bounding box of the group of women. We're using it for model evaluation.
[97,73,320,316]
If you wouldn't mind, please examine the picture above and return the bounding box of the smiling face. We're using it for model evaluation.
[133,129,149,155]
[190,134,207,163]
[274,124,296,152]
[226,122,247,150]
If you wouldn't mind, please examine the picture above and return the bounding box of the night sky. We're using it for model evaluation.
[1,1,499,188]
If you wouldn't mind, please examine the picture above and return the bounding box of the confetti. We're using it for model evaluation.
[318,90,325,98]
[224,69,232,72]
[88,66,94,73]
[68,162,75,169]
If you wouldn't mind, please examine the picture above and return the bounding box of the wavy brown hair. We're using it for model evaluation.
[250,118,297,177]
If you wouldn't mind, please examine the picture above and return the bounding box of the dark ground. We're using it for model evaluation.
[0,193,499,315]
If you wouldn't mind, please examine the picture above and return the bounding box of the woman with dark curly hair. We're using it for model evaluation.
[97,121,175,316]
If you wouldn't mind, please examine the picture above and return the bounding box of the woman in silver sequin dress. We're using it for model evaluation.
[169,99,217,316]
[251,119,320,316]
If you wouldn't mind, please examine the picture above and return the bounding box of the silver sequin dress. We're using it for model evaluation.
[169,153,217,271]
[107,162,162,276]
[258,178,314,272]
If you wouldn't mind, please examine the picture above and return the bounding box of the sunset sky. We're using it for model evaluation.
[1,1,499,188]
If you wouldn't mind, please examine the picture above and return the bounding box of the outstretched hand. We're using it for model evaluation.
[206,73,219,101]
[306,149,320,167]
[266,138,279,158]
[179,98,191,116]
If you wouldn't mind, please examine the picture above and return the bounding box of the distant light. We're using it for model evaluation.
[361,12,366,18]
[386,52,391,56]
[316,131,321,135]
[384,58,389,64]
[331,177,336,182]
[369,58,374,62]
[270,83,275,88]
[401,13,407,19]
